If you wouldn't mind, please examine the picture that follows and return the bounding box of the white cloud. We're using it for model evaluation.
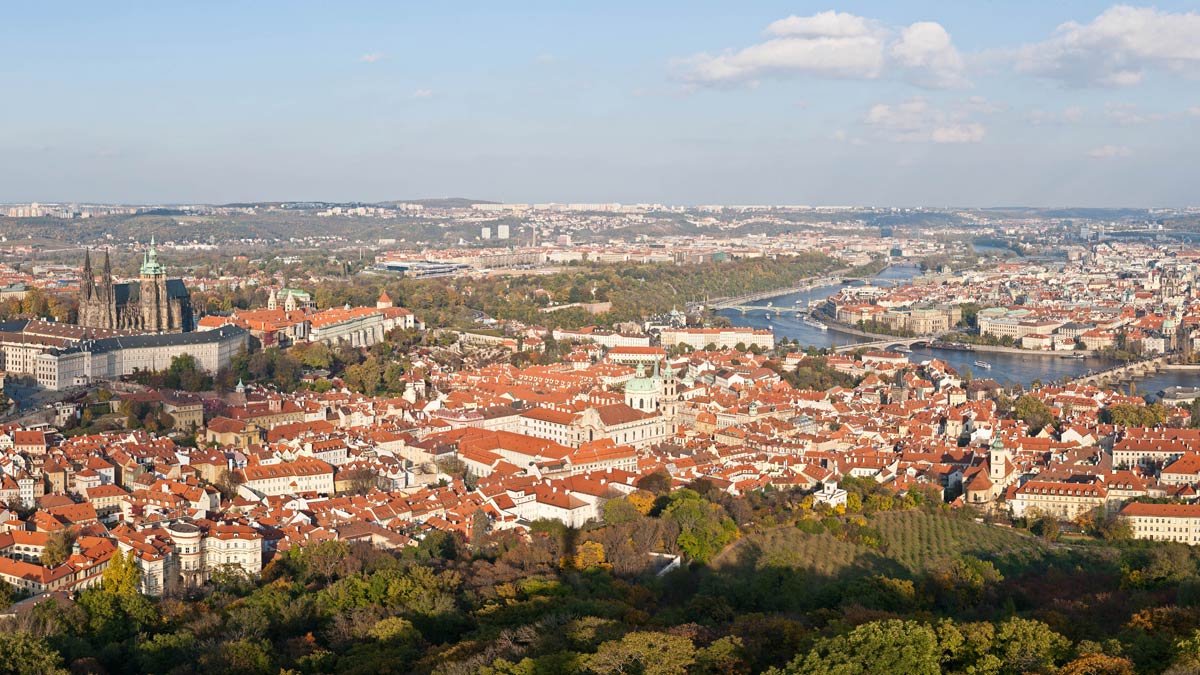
[863,97,985,143]
[359,53,385,64]
[890,22,969,88]
[412,89,433,99]
[1014,5,1200,87]
[1089,144,1132,158]
[673,10,968,89]
[1189,106,1200,117]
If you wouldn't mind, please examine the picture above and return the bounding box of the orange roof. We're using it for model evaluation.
[1121,502,1200,518]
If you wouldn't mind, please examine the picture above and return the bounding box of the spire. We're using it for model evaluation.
[83,248,92,276]
[140,236,165,276]
[102,248,111,277]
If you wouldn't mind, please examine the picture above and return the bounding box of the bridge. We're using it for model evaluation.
[708,274,847,310]
[1067,355,1169,388]
[719,305,815,315]
[831,336,935,353]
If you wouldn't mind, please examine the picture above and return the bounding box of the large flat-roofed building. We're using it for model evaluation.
[0,322,250,390]
[659,327,775,351]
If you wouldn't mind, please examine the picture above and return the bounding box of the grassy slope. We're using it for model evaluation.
[713,510,1051,579]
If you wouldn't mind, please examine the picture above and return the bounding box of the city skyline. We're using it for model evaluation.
[3,2,1200,206]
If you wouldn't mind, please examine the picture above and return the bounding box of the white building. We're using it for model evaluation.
[1121,502,1200,545]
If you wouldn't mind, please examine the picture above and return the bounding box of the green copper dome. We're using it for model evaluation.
[140,236,165,276]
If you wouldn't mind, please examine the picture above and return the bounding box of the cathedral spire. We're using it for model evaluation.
[82,249,94,291]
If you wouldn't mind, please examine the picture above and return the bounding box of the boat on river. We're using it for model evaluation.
[974,360,992,370]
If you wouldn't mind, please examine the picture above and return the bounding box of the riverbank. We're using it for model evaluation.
[706,266,855,308]
[816,315,1094,358]
[965,343,1102,358]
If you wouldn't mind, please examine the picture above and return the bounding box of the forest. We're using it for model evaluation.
[5,475,1200,675]
[311,253,839,329]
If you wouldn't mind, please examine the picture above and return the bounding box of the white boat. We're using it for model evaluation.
[894,345,912,353]
[973,360,992,369]
[803,316,828,331]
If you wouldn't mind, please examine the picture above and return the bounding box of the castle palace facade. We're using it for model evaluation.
[78,240,194,333]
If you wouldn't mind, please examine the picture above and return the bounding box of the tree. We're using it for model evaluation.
[0,632,69,675]
[664,491,739,564]
[1031,515,1061,542]
[1059,653,1135,675]
[636,469,673,496]
[572,541,608,570]
[787,620,941,675]
[929,556,1003,611]
[471,508,491,548]
[603,497,642,526]
[993,618,1070,675]
[102,549,142,597]
[695,635,749,675]
[40,528,77,568]
[1014,394,1053,432]
[342,467,378,495]
[586,631,696,675]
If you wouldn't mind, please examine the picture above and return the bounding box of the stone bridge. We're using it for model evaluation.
[1068,355,1169,388]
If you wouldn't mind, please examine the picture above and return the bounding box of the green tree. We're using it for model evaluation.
[1014,394,1053,432]
[664,491,739,564]
[40,528,77,568]
[586,631,696,675]
[992,617,1070,675]
[0,632,69,675]
[785,620,942,675]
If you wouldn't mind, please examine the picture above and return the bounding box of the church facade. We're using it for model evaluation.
[78,240,194,333]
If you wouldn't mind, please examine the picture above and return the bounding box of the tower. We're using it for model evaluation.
[79,249,96,326]
[989,436,1010,483]
[100,249,115,329]
[660,359,680,431]
[140,236,171,332]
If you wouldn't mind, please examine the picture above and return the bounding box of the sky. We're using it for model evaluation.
[3,2,1200,207]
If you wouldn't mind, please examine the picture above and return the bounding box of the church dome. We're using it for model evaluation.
[625,363,659,393]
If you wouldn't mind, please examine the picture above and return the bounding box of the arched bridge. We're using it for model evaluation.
[1068,356,1169,387]
[831,336,935,353]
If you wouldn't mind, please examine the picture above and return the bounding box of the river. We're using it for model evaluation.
[716,264,1196,393]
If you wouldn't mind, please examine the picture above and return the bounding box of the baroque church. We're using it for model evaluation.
[77,239,194,333]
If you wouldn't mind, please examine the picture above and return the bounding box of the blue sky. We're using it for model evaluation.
[2,2,1200,206]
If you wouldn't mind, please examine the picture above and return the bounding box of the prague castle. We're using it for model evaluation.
[78,238,194,333]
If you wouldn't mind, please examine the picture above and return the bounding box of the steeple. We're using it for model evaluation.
[140,236,165,276]
[82,249,94,296]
